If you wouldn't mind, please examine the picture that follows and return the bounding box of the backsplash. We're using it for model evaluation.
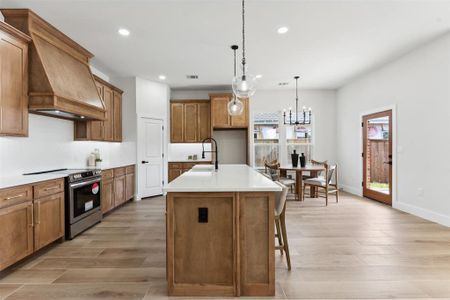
[0,114,136,177]
[168,143,212,162]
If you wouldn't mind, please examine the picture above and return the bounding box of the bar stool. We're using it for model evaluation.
[273,181,291,270]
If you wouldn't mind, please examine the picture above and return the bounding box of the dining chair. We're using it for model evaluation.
[302,163,339,206]
[273,181,291,270]
[264,160,296,197]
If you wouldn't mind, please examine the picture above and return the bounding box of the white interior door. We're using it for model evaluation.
[138,117,164,198]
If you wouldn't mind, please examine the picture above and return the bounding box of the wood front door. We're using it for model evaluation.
[362,110,393,205]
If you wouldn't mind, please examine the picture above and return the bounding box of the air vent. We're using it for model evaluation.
[186,75,199,79]
[278,82,289,86]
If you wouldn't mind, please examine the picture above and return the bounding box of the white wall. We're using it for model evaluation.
[337,33,450,226]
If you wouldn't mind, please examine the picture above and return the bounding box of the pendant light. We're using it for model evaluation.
[232,0,257,98]
[283,76,312,125]
[228,45,244,116]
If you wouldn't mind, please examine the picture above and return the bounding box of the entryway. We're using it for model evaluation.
[137,117,165,198]
[362,110,392,205]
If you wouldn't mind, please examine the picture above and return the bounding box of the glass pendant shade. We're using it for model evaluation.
[232,74,257,98]
[227,98,244,116]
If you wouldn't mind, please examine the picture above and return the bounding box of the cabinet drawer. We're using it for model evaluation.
[182,163,196,170]
[169,163,183,169]
[114,167,126,177]
[125,165,135,174]
[33,179,64,199]
[0,185,33,208]
[102,169,114,180]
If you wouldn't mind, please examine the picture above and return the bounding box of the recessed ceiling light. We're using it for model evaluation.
[118,28,130,36]
[159,75,166,80]
[256,74,263,79]
[277,26,289,34]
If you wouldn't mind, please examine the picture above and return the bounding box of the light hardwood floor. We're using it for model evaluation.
[1,192,450,299]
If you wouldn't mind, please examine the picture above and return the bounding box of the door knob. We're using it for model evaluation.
[142,161,149,164]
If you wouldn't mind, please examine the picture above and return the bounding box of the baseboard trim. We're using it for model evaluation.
[340,184,362,196]
[393,201,450,228]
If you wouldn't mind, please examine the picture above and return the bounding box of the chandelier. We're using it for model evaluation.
[283,76,312,125]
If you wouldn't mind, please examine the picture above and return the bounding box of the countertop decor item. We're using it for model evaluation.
[283,76,312,125]
[291,150,299,167]
[300,152,306,168]
[232,0,257,98]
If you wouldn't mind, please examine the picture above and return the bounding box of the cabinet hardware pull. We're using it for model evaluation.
[44,186,59,191]
[5,194,24,200]
[29,204,34,227]
[35,202,41,225]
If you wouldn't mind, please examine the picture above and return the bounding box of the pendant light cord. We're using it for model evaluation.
[241,0,246,76]
[295,76,299,123]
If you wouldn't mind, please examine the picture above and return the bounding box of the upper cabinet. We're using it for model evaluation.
[74,76,123,142]
[0,21,31,137]
[170,100,211,143]
[210,93,249,129]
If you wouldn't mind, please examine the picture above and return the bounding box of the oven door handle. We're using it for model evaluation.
[69,177,101,189]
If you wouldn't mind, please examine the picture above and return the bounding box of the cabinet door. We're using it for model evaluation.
[184,103,198,142]
[90,82,104,140]
[211,96,231,128]
[231,98,249,128]
[33,192,64,251]
[101,179,114,213]
[198,102,211,142]
[0,201,33,270]
[168,168,182,183]
[103,85,114,141]
[171,103,184,142]
[113,91,122,142]
[0,31,28,136]
[126,173,135,201]
[114,176,126,206]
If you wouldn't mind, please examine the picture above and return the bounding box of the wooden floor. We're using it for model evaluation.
[1,192,450,299]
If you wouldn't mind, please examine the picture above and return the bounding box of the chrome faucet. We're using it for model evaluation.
[201,137,219,171]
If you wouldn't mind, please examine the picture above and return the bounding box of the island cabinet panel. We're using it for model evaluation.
[239,192,275,296]
[166,192,236,297]
[0,22,30,137]
[166,191,275,297]
[0,201,34,270]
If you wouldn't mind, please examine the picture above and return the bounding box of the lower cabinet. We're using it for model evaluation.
[101,165,135,215]
[101,178,114,214]
[0,178,64,271]
[33,192,64,251]
[0,201,34,270]
[168,162,211,182]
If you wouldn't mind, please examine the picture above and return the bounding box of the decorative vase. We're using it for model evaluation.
[300,153,306,168]
[291,150,299,167]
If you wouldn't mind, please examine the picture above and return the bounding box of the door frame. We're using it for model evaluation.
[360,105,397,206]
[136,116,166,200]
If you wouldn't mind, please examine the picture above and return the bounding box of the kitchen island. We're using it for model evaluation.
[163,164,281,297]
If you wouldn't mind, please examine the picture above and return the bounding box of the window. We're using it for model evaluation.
[254,112,279,168]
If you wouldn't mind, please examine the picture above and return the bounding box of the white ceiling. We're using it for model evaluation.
[2,0,450,90]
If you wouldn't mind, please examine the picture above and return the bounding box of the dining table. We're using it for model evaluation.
[279,164,326,200]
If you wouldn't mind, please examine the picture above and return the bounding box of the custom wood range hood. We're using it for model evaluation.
[1,9,105,121]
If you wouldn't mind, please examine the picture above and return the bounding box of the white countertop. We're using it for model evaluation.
[163,164,282,192]
[0,163,134,190]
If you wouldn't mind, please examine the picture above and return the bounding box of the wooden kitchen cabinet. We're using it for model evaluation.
[170,101,211,143]
[125,165,135,201]
[114,167,126,206]
[210,93,249,129]
[33,192,64,251]
[101,178,114,213]
[168,162,211,182]
[0,22,31,137]
[74,76,123,142]
[0,201,34,270]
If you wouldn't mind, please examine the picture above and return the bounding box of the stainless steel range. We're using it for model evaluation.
[64,169,102,239]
